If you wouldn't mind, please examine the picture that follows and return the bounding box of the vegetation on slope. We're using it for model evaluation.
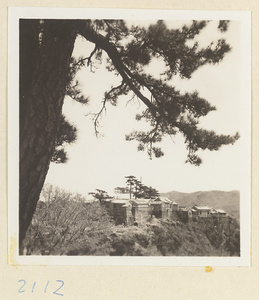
[110,217,240,256]
[23,185,114,255]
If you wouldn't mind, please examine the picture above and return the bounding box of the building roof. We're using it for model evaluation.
[214,209,226,214]
[114,193,131,200]
[178,207,188,211]
[131,198,151,206]
[150,200,163,205]
[112,199,130,205]
[159,197,171,203]
[154,197,171,204]
[150,198,165,204]
[193,205,212,211]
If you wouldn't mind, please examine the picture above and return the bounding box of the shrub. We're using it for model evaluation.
[23,184,114,255]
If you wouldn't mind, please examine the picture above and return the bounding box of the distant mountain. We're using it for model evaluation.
[161,190,240,221]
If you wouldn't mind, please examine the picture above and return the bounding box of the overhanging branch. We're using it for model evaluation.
[77,22,159,117]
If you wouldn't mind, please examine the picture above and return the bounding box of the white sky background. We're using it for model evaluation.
[45,20,243,196]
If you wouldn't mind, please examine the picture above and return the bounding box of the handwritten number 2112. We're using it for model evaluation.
[18,280,64,296]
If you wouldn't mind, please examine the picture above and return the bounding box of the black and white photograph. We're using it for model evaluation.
[8,8,250,265]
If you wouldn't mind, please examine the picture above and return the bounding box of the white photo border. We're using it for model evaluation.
[8,7,251,266]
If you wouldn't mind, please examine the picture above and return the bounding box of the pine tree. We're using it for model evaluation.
[90,189,111,204]
[125,175,137,199]
[19,18,238,251]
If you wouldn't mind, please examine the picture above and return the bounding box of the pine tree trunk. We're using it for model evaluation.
[19,20,77,253]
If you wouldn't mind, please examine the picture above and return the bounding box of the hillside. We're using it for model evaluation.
[24,186,240,257]
[161,190,240,221]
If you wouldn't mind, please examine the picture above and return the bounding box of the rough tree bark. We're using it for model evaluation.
[19,20,77,252]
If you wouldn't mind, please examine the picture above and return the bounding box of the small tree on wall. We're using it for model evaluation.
[124,176,160,199]
[89,189,112,204]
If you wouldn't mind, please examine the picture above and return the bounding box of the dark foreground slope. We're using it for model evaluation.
[108,217,240,257]
[24,201,240,256]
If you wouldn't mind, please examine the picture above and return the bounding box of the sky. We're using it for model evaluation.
[45,20,248,196]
